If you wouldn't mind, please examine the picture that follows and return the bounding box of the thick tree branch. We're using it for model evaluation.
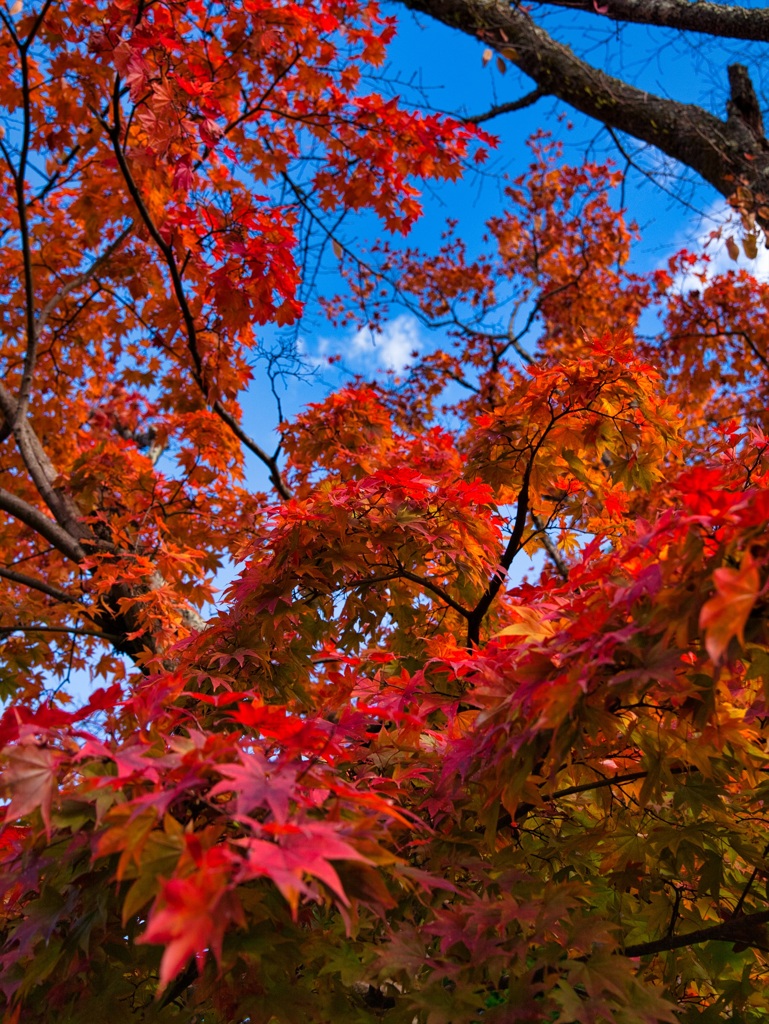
[0,565,77,605]
[0,624,122,645]
[532,0,769,43]
[0,403,202,662]
[622,910,769,958]
[0,384,93,547]
[0,488,85,563]
[396,0,769,225]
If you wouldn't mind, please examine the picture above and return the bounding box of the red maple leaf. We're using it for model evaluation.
[139,846,242,991]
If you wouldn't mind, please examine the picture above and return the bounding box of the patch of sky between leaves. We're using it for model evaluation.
[300,312,423,375]
[672,199,769,291]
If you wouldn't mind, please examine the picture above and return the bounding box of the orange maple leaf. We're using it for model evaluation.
[699,553,761,662]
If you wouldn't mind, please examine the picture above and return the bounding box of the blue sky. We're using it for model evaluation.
[237,5,764,467]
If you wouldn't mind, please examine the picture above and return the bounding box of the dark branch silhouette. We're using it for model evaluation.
[396,0,769,227]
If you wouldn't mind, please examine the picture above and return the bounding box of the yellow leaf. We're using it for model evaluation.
[481,48,493,67]
[496,605,557,642]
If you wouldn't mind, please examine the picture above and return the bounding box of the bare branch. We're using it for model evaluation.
[396,566,472,619]
[20,0,57,53]
[531,511,569,579]
[0,624,122,645]
[4,0,66,420]
[531,0,769,43]
[466,87,545,125]
[36,222,133,336]
[106,84,294,503]
[104,75,207,394]
[467,454,533,645]
[212,400,292,500]
[12,27,38,423]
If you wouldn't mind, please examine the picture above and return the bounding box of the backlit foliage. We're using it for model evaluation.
[1,4,769,1023]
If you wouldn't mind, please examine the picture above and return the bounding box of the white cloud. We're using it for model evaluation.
[295,333,333,370]
[672,199,769,291]
[348,314,422,372]
[302,314,423,375]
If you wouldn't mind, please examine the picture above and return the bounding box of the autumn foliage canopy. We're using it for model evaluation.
[3,2,769,1022]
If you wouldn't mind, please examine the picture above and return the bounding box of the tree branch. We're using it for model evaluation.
[396,0,769,225]
[0,624,122,645]
[532,0,769,43]
[3,0,62,421]
[622,910,769,958]
[0,487,85,563]
[36,223,133,337]
[396,566,472,619]
[467,455,533,645]
[0,565,77,605]
[106,85,294,503]
[531,512,569,579]
[498,762,713,829]
[0,383,92,547]
[12,26,38,424]
[212,400,292,500]
[105,76,207,395]
[466,87,545,124]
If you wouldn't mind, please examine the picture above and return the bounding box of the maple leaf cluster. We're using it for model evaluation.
[1,4,769,1024]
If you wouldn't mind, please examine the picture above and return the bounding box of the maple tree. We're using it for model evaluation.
[3,3,769,1023]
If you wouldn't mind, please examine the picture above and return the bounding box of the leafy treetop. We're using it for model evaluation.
[1,4,769,1024]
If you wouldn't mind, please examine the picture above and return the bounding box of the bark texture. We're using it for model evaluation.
[521,0,769,42]
[396,0,769,225]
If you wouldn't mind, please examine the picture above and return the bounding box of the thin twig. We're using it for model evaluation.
[531,512,569,579]
[36,223,133,336]
[466,88,545,125]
